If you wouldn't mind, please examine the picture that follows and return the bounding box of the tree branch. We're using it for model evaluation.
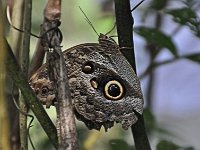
[41,0,78,149]
[114,0,151,150]
[29,0,62,78]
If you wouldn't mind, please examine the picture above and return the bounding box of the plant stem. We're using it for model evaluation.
[114,0,151,150]
[114,0,135,70]
[5,40,58,148]
[0,1,11,150]
[43,0,79,149]
[19,0,32,149]
[8,1,24,149]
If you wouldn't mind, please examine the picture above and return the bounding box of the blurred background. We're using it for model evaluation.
[3,0,200,149]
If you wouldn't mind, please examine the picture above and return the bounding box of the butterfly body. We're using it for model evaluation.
[30,35,143,131]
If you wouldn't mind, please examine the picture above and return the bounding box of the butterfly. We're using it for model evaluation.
[29,34,144,131]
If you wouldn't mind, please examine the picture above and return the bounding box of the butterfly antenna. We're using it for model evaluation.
[79,6,99,37]
[106,0,145,36]
[131,0,145,12]
[105,22,116,36]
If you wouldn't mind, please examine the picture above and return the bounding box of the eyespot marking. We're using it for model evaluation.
[41,86,49,96]
[104,80,124,100]
[90,78,98,89]
[82,61,94,74]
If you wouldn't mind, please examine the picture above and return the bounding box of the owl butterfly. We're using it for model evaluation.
[29,34,144,131]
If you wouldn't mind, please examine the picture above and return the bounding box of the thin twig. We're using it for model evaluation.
[28,34,45,78]
[131,0,145,12]
[140,53,200,79]
[7,6,40,39]
[12,94,35,150]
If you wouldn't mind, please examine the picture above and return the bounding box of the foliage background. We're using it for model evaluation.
[6,0,200,149]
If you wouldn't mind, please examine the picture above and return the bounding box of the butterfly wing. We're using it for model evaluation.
[30,39,143,131]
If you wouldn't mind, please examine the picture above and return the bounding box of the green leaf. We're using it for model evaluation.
[157,140,195,150]
[143,108,156,133]
[108,139,134,150]
[184,147,195,150]
[166,8,196,25]
[150,0,168,10]
[185,53,200,64]
[166,8,200,37]
[134,26,177,56]
[156,140,180,150]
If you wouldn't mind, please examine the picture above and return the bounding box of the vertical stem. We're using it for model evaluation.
[8,1,24,149]
[10,0,24,57]
[20,0,32,75]
[0,1,10,150]
[146,13,162,110]
[146,58,154,109]
[114,0,151,150]
[19,0,32,149]
[114,0,136,70]
[42,0,79,149]
[28,38,45,77]
[19,96,28,150]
